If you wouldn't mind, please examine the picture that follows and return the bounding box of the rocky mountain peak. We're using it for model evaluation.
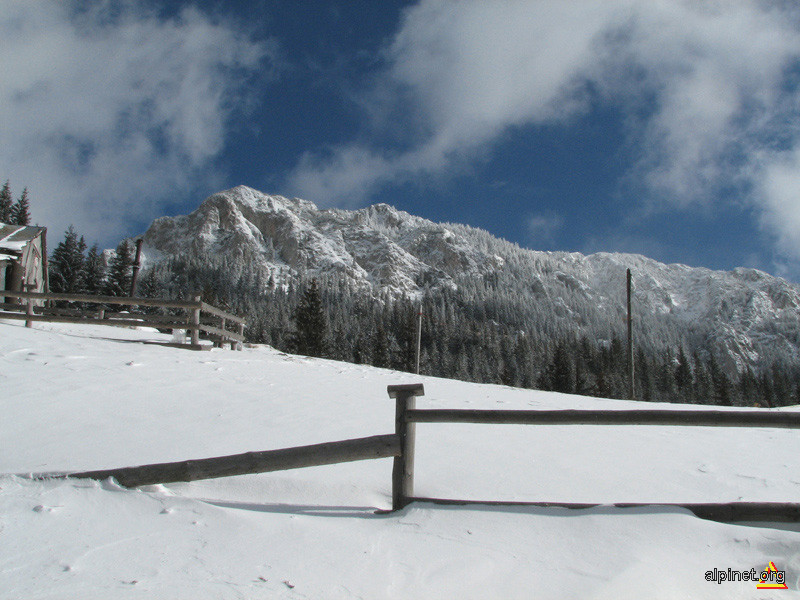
[137,185,800,374]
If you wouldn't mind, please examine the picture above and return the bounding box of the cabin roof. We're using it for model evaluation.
[0,223,46,253]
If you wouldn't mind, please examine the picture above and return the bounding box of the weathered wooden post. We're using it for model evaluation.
[24,283,35,328]
[236,322,245,351]
[129,239,144,298]
[190,294,201,347]
[626,268,635,400]
[388,383,424,511]
[214,317,225,350]
[415,306,423,375]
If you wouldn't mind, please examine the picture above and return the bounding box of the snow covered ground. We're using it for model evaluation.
[2,319,800,599]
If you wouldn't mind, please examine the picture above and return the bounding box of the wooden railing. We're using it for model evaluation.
[24,383,800,523]
[69,434,401,488]
[389,384,800,522]
[0,289,245,350]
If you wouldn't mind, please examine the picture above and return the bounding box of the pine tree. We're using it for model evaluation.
[551,342,576,393]
[693,353,713,405]
[708,355,732,406]
[371,325,390,368]
[0,180,12,222]
[674,347,693,401]
[739,368,762,407]
[49,226,86,294]
[539,342,576,393]
[392,305,418,372]
[105,240,134,297]
[290,278,327,357]
[83,244,106,296]
[10,187,31,225]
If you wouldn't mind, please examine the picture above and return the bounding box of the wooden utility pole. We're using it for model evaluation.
[129,239,144,297]
[626,268,634,400]
[415,305,423,374]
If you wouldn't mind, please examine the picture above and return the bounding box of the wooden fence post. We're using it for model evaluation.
[388,383,424,511]
[215,317,226,348]
[236,322,244,350]
[25,284,35,328]
[190,294,201,347]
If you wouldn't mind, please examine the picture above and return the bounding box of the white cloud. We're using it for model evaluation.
[758,148,800,255]
[288,0,800,265]
[526,213,564,247]
[0,1,272,244]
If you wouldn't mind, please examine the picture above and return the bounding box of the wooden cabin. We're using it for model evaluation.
[0,223,48,303]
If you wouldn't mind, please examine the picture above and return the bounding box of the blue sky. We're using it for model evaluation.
[3,1,800,281]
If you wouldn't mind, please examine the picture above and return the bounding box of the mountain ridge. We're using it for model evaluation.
[136,185,800,376]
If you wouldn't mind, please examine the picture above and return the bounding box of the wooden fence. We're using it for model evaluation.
[41,383,800,523]
[0,289,245,350]
[390,384,800,522]
[69,434,400,487]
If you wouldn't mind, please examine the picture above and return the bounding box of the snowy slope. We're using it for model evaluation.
[2,319,800,598]
[137,185,800,374]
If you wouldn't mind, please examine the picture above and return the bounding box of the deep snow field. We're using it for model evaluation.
[2,319,800,599]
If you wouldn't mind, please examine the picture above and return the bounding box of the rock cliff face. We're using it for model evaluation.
[139,185,800,373]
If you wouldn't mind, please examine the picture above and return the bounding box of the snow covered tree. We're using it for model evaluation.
[10,187,31,225]
[708,355,733,406]
[0,180,12,222]
[49,226,86,294]
[290,278,327,357]
[83,244,106,296]
[537,341,574,393]
[105,240,134,297]
[372,325,390,368]
[674,347,693,395]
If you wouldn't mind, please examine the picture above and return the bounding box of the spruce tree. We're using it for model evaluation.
[49,226,86,294]
[372,325,390,368]
[291,278,327,357]
[10,187,31,225]
[105,240,134,297]
[674,347,693,400]
[539,342,576,393]
[83,244,106,296]
[693,353,713,405]
[708,355,732,406]
[551,342,576,393]
[0,180,12,222]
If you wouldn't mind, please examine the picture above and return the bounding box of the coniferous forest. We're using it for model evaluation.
[41,224,800,409]
[137,254,800,409]
[8,178,799,408]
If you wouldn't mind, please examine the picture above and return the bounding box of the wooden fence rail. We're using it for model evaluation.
[0,289,245,350]
[404,408,800,428]
[389,384,800,522]
[21,382,800,524]
[67,434,401,488]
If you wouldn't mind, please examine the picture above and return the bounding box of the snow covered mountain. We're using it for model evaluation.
[141,185,502,296]
[138,185,800,374]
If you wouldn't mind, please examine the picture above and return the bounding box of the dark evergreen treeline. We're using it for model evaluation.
[131,253,800,408]
[0,180,32,226]
[47,226,135,299]
[41,224,800,408]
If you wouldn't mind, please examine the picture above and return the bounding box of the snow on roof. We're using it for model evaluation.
[0,223,45,253]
